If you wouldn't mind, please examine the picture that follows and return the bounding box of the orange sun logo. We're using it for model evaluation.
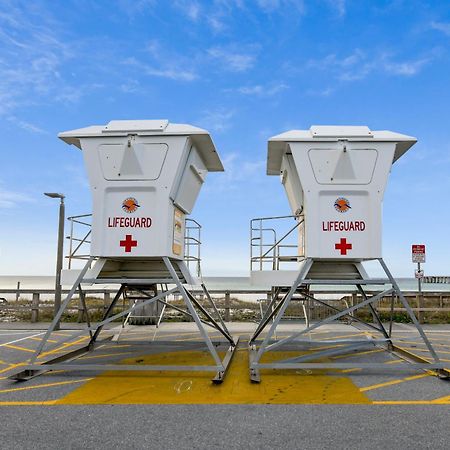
[334,197,351,213]
[122,197,140,214]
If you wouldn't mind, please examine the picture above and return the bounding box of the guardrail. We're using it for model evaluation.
[250,214,304,271]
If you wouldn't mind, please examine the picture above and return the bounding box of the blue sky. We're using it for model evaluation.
[1,0,450,277]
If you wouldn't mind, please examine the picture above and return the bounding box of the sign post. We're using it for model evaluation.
[412,244,425,323]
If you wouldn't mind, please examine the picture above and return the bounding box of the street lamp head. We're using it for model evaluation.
[44,192,65,199]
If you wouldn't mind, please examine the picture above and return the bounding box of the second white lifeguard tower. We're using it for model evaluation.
[249,125,448,382]
[13,120,237,383]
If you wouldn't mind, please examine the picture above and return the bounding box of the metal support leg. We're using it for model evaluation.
[201,283,231,336]
[249,258,313,382]
[163,257,237,383]
[356,285,390,342]
[185,290,234,344]
[78,286,93,339]
[250,290,290,344]
[30,257,94,364]
[379,259,444,369]
[88,285,125,349]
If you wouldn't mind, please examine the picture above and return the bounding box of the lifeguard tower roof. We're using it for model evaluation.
[58,119,224,172]
[267,125,416,175]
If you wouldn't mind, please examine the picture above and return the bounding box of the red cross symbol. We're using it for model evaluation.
[335,237,352,255]
[120,234,137,252]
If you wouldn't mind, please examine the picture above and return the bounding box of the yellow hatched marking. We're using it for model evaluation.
[38,336,89,359]
[3,344,35,353]
[400,347,450,356]
[30,337,58,343]
[0,378,93,395]
[56,349,371,405]
[0,362,27,375]
[360,373,430,392]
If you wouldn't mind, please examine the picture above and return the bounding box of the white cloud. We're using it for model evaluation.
[383,58,429,76]
[124,56,198,82]
[307,49,432,82]
[120,79,140,93]
[206,152,266,192]
[116,0,158,17]
[326,0,346,17]
[0,2,79,115]
[256,0,305,14]
[208,46,257,72]
[198,109,234,132]
[305,87,334,97]
[233,82,288,96]
[0,187,33,209]
[6,116,47,134]
[174,0,201,21]
[430,21,450,36]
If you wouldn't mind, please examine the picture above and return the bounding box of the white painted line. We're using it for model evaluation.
[0,332,45,347]
[0,332,43,336]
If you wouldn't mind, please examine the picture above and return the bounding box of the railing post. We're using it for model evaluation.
[224,291,231,322]
[104,292,111,314]
[416,293,423,324]
[266,291,271,309]
[31,292,40,323]
[77,296,85,322]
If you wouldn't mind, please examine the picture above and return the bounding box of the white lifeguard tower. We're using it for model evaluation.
[249,126,448,382]
[13,120,237,383]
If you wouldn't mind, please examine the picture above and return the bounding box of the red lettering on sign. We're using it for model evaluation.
[108,217,152,228]
[335,238,352,255]
[120,234,137,252]
[322,221,365,232]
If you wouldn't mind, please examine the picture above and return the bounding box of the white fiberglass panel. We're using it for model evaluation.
[308,148,378,185]
[98,143,168,181]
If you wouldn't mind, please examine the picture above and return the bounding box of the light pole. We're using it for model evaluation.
[44,192,65,331]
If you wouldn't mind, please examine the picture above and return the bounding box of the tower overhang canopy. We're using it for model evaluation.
[267,125,416,175]
[59,119,224,172]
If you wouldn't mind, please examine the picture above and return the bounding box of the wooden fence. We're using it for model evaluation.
[1,288,450,323]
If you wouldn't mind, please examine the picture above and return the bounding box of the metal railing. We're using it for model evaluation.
[66,213,202,271]
[184,218,201,277]
[66,214,92,269]
[250,214,305,271]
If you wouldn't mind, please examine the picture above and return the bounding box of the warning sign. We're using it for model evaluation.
[172,207,184,256]
[412,244,426,263]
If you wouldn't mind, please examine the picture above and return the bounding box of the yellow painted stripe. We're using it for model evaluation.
[360,373,431,392]
[102,344,132,349]
[432,394,450,403]
[0,378,93,395]
[0,362,27,375]
[372,400,441,405]
[78,352,132,361]
[341,358,404,374]
[0,400,58,406]
[320,332,367,341]
[38,336,89,359]
[4,344,35,353]
[332,349,384,360]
